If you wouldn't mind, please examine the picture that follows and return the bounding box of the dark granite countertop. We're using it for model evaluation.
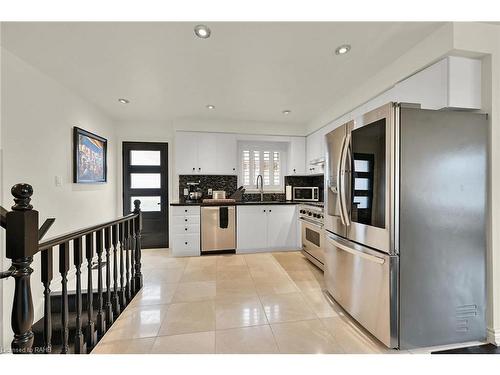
[170,201,300,206]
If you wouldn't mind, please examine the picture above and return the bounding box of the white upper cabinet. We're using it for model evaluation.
[215,133,238,175]
[395,56,481,110]
[287,137,306,175]
[196,132,217,174]
[175,131,237,175]
[175,131,199,175]
[306,131,325,174]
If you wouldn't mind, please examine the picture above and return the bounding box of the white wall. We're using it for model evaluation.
[0,47,118,348]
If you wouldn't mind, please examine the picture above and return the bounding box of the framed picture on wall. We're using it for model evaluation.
[73,126,107,183]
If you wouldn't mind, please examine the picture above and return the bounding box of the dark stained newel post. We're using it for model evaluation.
[133,200,143,292]
[5,183,38,353]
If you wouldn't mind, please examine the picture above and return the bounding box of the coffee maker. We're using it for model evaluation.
[185,181,203,203]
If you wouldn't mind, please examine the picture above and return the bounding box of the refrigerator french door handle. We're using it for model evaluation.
[325,233,385,265]
[339,133,351,226]
[336,134,347,226]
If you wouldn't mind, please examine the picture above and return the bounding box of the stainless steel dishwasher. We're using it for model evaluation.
[201,205,236,254]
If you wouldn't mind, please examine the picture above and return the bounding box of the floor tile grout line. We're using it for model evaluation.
[245,252,284,351]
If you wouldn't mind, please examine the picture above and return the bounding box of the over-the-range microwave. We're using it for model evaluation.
[293,187,319,201]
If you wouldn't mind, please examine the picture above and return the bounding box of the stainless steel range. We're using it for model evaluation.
[298,204,325,270]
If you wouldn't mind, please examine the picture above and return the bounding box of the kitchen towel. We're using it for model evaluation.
[219,206,229,229]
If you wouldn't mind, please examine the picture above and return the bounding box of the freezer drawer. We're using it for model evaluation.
[324,231,398,348]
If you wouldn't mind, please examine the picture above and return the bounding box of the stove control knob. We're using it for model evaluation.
[307,212,312,216]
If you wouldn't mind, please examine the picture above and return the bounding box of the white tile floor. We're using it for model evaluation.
[91,249,483,354]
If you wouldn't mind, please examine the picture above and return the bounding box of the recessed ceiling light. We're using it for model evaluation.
[118,98,130,104]
[335,44,351,55]
[282,110,291,115]
[194,25,211,39]
[206,104,215,110]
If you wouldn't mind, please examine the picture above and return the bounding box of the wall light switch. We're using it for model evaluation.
[55,176,63,187]
[208,188,213,196]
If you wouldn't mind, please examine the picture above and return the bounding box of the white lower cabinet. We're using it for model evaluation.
[171,206,201,256]
[237,205,299,252]
[237,206,268,251]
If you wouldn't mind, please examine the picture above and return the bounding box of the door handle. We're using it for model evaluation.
[326,234,385,264]
[337,134,347,226]
[339,133,351,226]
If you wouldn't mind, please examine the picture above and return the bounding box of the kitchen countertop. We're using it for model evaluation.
[170,201,300,206]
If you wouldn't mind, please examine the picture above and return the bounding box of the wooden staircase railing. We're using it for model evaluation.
[0,183,143,354]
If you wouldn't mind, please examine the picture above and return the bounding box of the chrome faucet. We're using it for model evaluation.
[256,174,264,201]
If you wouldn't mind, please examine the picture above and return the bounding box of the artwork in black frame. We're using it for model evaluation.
[73,127,107,183]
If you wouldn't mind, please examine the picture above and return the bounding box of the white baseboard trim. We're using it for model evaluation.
[486,327,500,346]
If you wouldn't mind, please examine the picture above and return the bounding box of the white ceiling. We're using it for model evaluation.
[1,22,444,127]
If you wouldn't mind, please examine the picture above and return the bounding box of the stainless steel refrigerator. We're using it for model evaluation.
[324,102,487,349]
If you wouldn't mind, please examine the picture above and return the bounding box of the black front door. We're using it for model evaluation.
[123,142,168,248]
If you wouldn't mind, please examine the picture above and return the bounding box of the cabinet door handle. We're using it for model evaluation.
[232,168,236,171]
[185,242,188,245]
[263,209,266,213]
[185,227,188,231]
[269,209,272,213]
[192,167,196,171]
[184,209,188,213]
[185,218,188,222]
[198,168,201,171]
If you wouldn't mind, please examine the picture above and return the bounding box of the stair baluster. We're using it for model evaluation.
[133,200,143,292]
[124,220,131,303]
[119,222,126,309]
[104,226,114,327]
[41,247,53,354]
[84,232,95,350]
[73,237,85,354]
[95,229,106,338]
[59,242,70,354]
[112,224,121,316]
[129,218,136,296]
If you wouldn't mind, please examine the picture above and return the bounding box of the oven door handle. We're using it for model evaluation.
[299,217,323,229]
[326,233,385,264]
